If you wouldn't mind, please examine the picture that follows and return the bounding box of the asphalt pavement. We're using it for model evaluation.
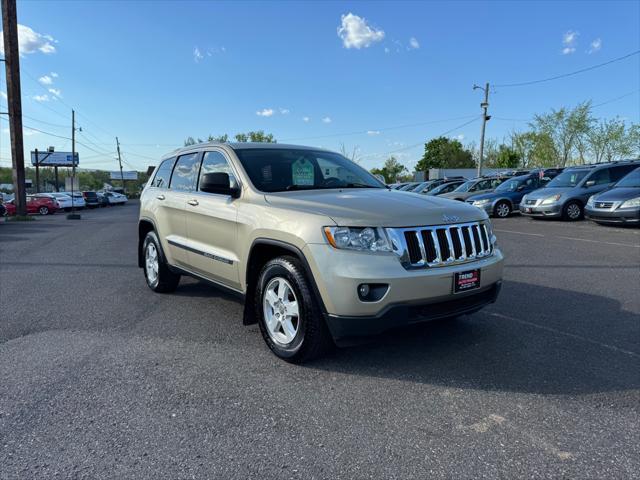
[1,203,639,479]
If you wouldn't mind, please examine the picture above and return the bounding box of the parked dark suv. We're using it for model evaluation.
[520,161,640,221]
[585,167,640,225]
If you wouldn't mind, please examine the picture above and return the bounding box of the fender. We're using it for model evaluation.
[243,238,328,325]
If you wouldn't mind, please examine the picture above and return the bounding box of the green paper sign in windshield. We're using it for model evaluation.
[292,158,314,186]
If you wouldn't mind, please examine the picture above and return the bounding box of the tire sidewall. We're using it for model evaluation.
[142,231,162,289]
[256,260,310,359]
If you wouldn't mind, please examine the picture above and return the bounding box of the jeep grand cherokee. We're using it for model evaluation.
[138,143,504,362]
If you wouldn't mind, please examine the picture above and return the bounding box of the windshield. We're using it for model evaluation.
[495,178,522,192]
[234,148,385,193]
[615,168,640,188]
[546,170,589,188]
[454,180,474,192]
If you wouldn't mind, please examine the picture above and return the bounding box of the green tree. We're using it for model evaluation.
[415,137,474,172]
[587,118,640,163]
[185,131,276,146]
[370,156,408,183]
[511,131,558,168]
[486,144,521,169]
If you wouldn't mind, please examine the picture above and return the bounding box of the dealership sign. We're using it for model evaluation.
[31,151,79,166]
[110,171,138,181]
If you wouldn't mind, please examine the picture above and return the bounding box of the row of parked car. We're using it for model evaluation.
[390,160,640,226]
[0,190,128,217]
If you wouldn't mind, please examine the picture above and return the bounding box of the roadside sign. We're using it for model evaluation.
[31,151,79,166]
[110,171,138,181]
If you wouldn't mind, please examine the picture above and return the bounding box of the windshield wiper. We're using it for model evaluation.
[343,183,381,189]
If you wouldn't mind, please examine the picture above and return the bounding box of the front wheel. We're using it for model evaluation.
[256,256,332,363]
[38,206,49,215]
[494,201,511,218]
[563,201,583,221]
[143,231,180,293]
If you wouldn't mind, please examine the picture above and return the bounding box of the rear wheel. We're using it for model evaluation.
[143,231,180,293]
[38,206,49,215]
[494,201,511,218]
[563,201,583,221]
[256,256,332,362]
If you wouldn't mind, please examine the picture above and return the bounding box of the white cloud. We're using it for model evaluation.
[279,108,290,114]
[321,116,332,123]
[408,37,420,50]
[256,108,274,117]
[48,88,61,97]
[38,75,52,85]
[33,94,49,102]
[384,47,390,53]
[302,116,310,123]
[193,47,203,62]
[456,134,465,141]
[561,30,579,55]
[337,13,385,49]
[367,130,380,136]
[0,24,56,56]
[588,38,602,54]
[50,72,58,78]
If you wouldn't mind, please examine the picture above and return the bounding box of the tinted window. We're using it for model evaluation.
[546,170,589,188]
[615,168,640,187]
[198,151,236,190]
[610,165,638,182]
[588,168,611,185]
[151,158,176,188]
[170,153,200,191]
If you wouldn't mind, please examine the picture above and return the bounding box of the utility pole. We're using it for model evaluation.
[67,109,81,219]
[1,0,26,216]
[473,82,491,177]
[116,136,125,194]
[34,148,39,193]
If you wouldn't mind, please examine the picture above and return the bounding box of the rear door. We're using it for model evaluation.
[580,167,613,202]
[184,149,240,289]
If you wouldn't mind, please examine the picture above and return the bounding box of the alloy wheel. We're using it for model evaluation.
[567,203,581,220]
[145,242,159,286]
[263,277,300,346]
[39,207,49,215]
[496,203,510,217]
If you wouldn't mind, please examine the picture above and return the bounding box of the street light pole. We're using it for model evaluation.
[474,82,491,177]
[67,109,81,219]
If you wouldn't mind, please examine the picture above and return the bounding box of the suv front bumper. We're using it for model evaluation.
[303,244,504,341]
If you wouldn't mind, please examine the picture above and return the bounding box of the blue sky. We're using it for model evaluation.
[1,0,639,172]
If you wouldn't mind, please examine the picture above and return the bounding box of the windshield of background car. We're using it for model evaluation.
[454,180,474,192]
[546,170,589,188]
[234,149,385,193]
[495,178,524,192]
[615,168,640,188]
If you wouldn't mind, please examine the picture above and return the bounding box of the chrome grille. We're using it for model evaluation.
[595,201,614,209]
[387,222,494,269]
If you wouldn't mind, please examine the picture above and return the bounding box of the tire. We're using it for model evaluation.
[256,256,333,363]
[563,201,583,221]
[38,206,49,215]
[494,201,511,218]
[142,231,180,293]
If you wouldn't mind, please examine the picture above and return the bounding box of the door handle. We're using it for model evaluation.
[187,199,199,206]
[156,194,165,200]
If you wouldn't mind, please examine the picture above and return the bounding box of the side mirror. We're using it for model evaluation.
[200,172,240,198]
[584,180,596,187]
[517,185,526,191]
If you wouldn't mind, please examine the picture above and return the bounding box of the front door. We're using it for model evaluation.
[184,150,240,290]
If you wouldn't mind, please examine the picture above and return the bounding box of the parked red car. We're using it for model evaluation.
[4,195,59,216]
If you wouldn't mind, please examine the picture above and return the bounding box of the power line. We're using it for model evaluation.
[494,50,640,88]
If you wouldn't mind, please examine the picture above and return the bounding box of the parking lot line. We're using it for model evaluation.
[494,229,544,237]
[487,311,640,358]
[557,236,640,248]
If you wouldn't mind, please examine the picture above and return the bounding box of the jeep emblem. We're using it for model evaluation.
[442,214,460,223]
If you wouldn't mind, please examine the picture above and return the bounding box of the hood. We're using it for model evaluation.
[593,187,640,202]
[264,189,487,227]
[467,191,507,201]
[525,186,575,199]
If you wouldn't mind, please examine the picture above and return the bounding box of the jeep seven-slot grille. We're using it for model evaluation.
[395,222,492,268]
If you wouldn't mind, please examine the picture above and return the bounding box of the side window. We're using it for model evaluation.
[610,165,637,182]
[589,168,611,185]
[151,158,176,188]
[524,178,535,188]
[170,153,200,191]
[198,151,236,190]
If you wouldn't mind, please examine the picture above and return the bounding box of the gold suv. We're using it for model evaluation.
[138,143,504,362]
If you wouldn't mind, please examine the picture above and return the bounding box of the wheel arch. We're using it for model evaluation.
[243,239,327,326]
[138,218,157,268]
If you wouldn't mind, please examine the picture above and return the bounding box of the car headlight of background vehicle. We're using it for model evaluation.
[324,226,392,252]
[473,198,491,205]
[587,196,596,207]
[619,197,640,209]
[541,194,562,205]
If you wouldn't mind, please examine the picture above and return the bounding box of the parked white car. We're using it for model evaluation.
[59,191,86,209]
[103,191,128,205]
[48,192,74,210]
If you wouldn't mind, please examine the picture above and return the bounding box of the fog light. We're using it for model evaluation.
[358,284,370,297]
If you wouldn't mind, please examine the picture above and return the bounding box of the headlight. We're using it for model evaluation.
[619,197,640,209]
[473,199,490,205]
[587,196,595,207]
[324,226,392,252]
[541,194,561,205]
